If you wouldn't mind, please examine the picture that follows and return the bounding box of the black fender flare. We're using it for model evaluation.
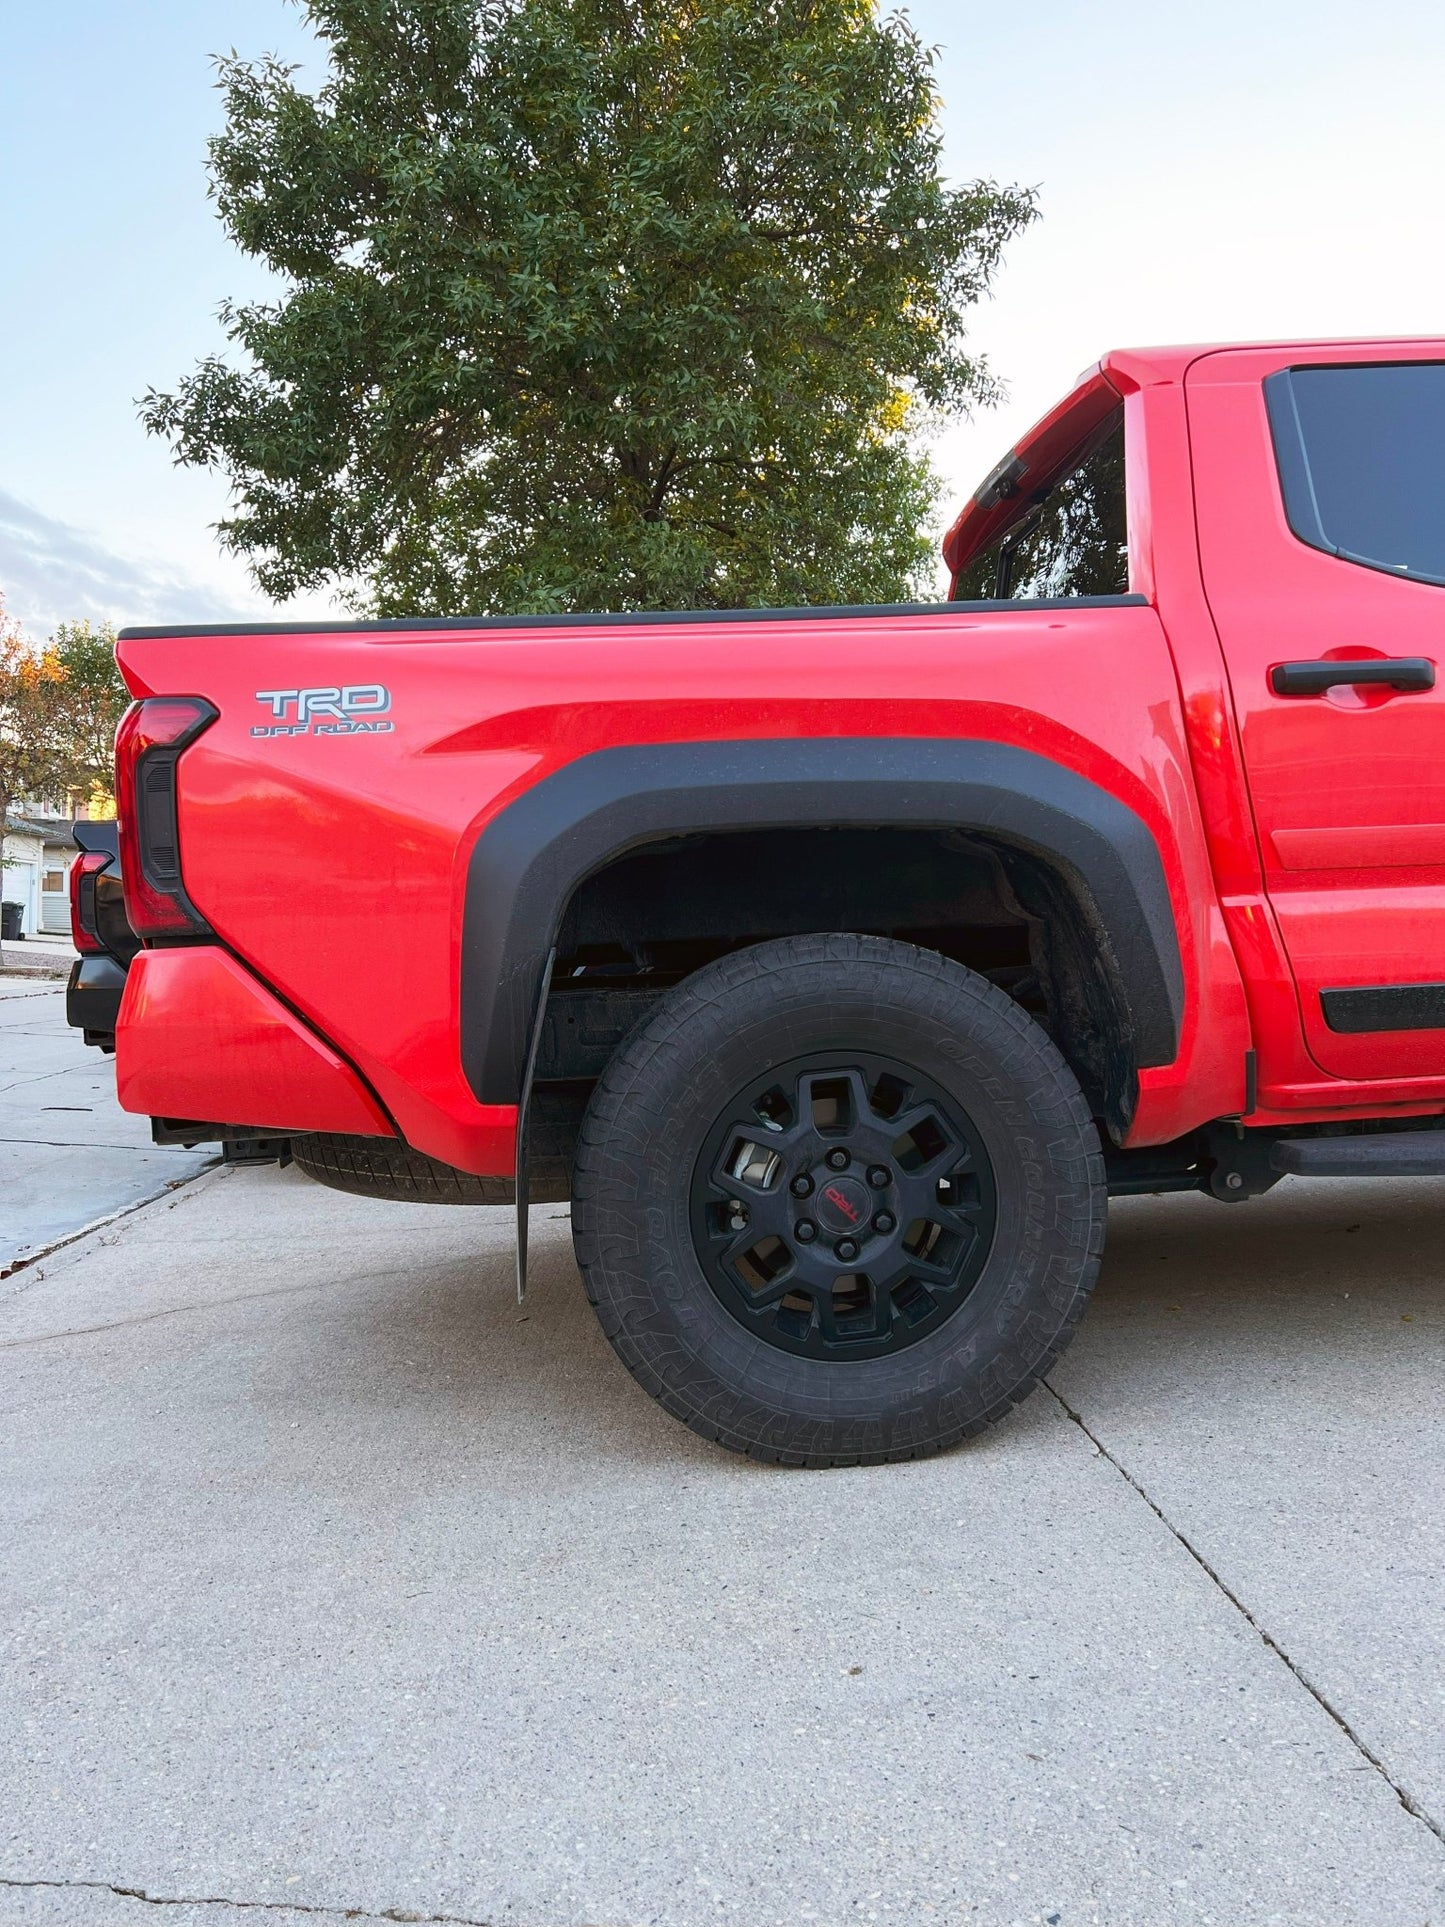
[461,737,1185,1104]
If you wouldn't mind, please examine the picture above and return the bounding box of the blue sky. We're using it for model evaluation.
[2,0,1443,632]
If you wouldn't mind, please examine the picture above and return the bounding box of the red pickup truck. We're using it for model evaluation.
[69,336,1445,1466]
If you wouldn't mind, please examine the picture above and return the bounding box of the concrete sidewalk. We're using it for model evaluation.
[0,981,213,1271]
[0,936,79,981]
[1,1148,1442,1925]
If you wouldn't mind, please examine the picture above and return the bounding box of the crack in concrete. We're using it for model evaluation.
[0,1261,425,1350]
[0,1166,223,1289]
[0,1874,496,1924]
[1045,1379,1445,1853]
[0,1136,184,1152]
[0,1063,107,1097]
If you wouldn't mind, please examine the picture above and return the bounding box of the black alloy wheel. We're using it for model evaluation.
[571,933,1107,1467]
[691,1053,997,1361]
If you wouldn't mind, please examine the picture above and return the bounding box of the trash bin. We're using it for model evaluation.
[0,901,23,941]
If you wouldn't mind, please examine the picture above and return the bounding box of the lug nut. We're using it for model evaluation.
[795,1220,818,1243]
[873,1211,896,1234]
[835,1237,860,1262]
[867,1165,891,1188]
[825,1148,850,1171]
[790,1174,814,1197]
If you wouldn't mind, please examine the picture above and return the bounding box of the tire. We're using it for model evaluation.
[292,1087,583,1206]
[571,934,1106,1466]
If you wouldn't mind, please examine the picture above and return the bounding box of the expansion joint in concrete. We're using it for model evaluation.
[1045,1380,1445,1854]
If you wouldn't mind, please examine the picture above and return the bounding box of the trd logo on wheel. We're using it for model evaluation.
[823,1184,862,1224]
[252,685,394,737]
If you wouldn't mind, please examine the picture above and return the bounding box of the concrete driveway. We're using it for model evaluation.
[1,989,1442,1926]
[0,980,212,1270]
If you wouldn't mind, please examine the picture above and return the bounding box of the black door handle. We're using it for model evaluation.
[1271,657,1436,696]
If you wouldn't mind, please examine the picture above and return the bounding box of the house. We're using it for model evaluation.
[1,814,47,937]
[33,811,88,932]
[2,800,99,937]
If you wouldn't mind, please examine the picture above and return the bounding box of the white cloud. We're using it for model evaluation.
[0,487,254,637]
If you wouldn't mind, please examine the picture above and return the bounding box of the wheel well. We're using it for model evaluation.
[539,825,1138,1136]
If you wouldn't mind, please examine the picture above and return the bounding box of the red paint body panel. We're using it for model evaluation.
[116,947,398,1139]
[110,335,1445,1170]
[121,601,1236,1164]
[1185,340,1445,1086]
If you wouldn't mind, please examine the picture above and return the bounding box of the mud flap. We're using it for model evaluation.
[515,947,557,1304]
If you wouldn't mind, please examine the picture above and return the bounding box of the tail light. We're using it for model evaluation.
[115,696,218,937]
[69,850,113,954]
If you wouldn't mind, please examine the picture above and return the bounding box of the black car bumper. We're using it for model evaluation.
[66,953,129,1050]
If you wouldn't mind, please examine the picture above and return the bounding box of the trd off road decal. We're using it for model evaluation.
[252,685,394,737]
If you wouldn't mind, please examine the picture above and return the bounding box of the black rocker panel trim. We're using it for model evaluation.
[461,738,1185,1105]
[118,595,1146,641]
[1321,982,1445,1033]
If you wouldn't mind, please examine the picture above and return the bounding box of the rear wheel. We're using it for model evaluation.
[571,934,1106,1466]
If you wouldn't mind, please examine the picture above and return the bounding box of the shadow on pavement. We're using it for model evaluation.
[231,1167,1445,1474]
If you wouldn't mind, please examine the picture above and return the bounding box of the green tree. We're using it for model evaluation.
[143,0,1035,615]
[50,620,128,806]
[0,603,72,958]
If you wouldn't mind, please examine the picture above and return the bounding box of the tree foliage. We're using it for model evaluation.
[0,615,70,824]
[49,620,129,801]
[144,0,1036,614]
[0,613,127,836]
[0,601,72,945]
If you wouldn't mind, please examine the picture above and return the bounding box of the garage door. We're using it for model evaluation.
[2,859,39,935]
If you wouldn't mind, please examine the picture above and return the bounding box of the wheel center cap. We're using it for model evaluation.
[813,1173,871,1234]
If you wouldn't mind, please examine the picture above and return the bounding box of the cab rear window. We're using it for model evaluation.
[1266,362,1445,586]
[951,410,1129,602]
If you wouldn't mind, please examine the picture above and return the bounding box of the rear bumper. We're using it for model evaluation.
[66,954,129,1048]
[115,946,396,1140]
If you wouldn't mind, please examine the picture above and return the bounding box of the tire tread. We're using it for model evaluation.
[572,934,1106,1467]
[293,1088,580,1205]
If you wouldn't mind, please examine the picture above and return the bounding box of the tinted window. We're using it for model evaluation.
[1266,362,1445,585]
[951,412,1129,602]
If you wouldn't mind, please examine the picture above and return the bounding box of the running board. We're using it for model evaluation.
[1270,1132,1445,1178]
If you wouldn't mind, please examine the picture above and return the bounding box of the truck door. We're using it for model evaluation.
[1187,345,1445,1082]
